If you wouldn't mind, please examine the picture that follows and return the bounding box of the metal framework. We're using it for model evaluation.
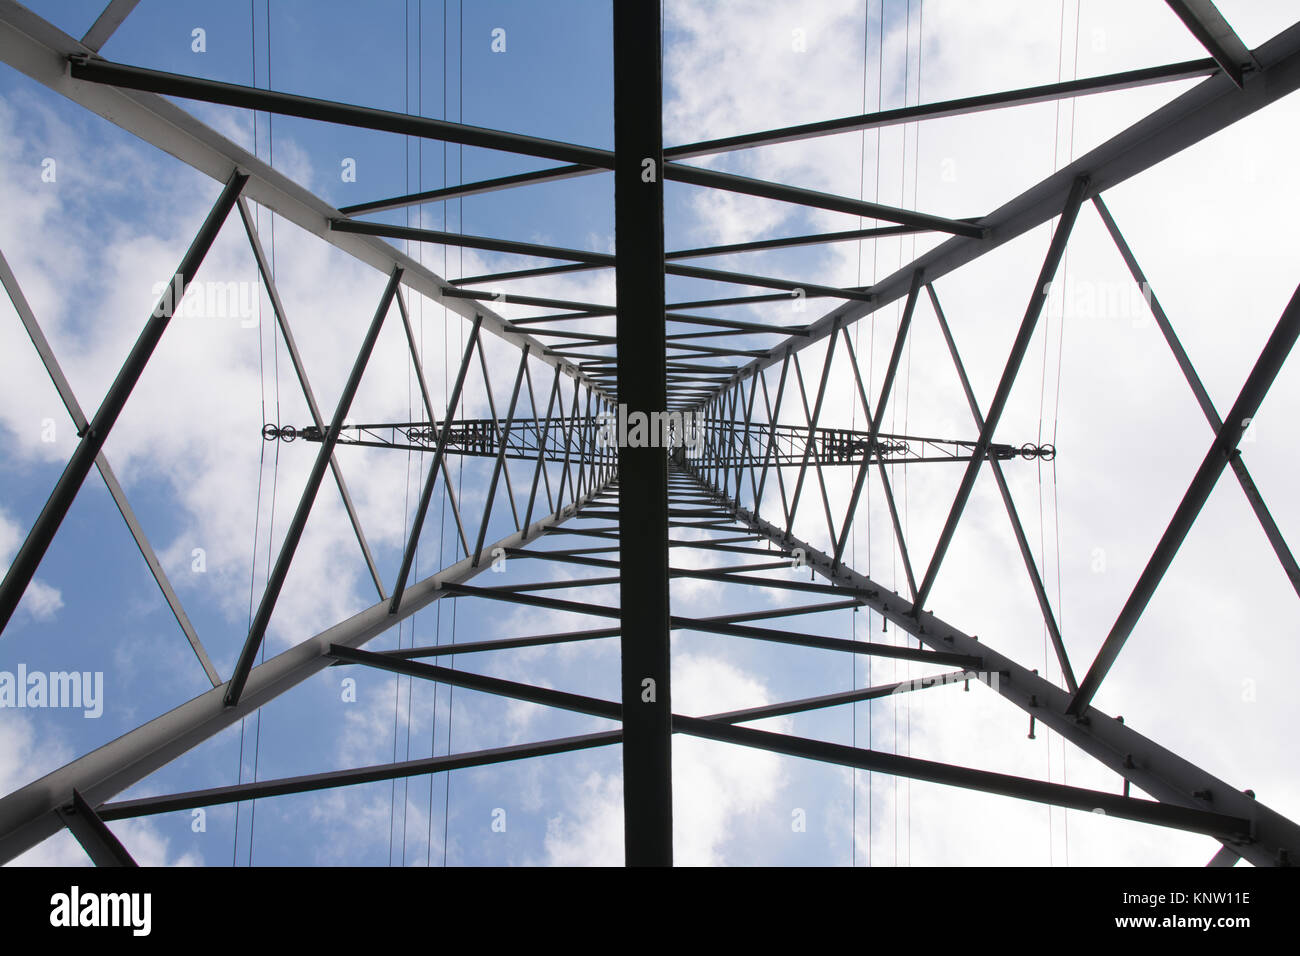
[266,417,1052,468]
[0,0,1297,867]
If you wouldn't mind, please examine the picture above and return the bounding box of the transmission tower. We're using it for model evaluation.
[0,0,1298,869]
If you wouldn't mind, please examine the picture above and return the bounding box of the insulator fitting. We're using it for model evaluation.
[1019,443,1056,460]
[262,423,298,442]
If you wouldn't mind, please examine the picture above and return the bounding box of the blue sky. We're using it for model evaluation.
[2,0,1299,866]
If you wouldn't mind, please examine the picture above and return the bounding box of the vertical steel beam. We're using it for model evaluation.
[614,0,672,867]
[0,171,247,634]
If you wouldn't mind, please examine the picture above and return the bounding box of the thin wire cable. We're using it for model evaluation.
[390,0,414,867]
[866,0,884,868]
[1034,0,1080,867]
[398,1,424,866]
[851,0,872,870]
[424,0,450,868]
[902,0,923,868]
[234,0,278,867]
[232,0,263,869]
[1052,0,1082,868]
[245,0,279,867]
[440,0,465,868]
[413,0,431,870]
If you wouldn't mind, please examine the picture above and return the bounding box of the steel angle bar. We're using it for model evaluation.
[390,317,484,613]
[67,55,614,169]
[79,0,139,53]
[0,2,608,398]
[667,224,926,259]
[668,58,1219,157]
[0,170,247,634]
[1069,278,1300,715]
[927,282,1075,691]
[94,671,974,822]
[1207,844,1242,867]
[785,325,840,537]
[471,344,527,546]
[340,164,601,218]
[96,731,622,820]
[662,162,986,239]
[365,626,622,660]
[672,716,1251,840]
[686,467,1300,867]
[706,670,978,723]
[914,176,1089,611]
[225,266,402,707]
[238,197,389,600]
[671,614,982,668]
[330,218,616,267]
[57,789,136,867]
[393,287,472,557]
[524,365,563,527]
[700,19,1300,406]
[665,262,872,301]
[1093,195,1300,600]
[329,645,621,721]
[832,271,922,568]
[0,246,220,686]
[1165,0,1257,87]
[0,485,608,864]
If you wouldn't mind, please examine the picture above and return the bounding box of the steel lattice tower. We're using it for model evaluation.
[0,0,1298,867]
